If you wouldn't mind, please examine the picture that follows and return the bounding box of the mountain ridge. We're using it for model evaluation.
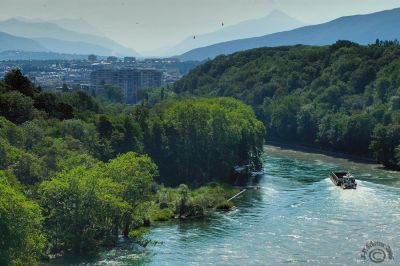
[0,18,139,56]
[0,32,46,53]
[180,8,400,61]
[145,10,304,57]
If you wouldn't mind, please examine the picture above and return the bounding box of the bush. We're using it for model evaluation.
[215,200,234,211]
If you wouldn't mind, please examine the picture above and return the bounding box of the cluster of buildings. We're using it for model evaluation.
[90,68,162,103]
[0,56,199,104]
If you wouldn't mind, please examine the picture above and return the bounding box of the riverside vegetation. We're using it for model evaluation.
[0,69,263,265]
[4,40,400,265]
[172,40,400,169]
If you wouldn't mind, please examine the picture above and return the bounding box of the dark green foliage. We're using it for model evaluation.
[62,90,100,114]
[0,91,35,123]
[143,98,265,185]
[4,69,38,97]
[370,124,400,169]
[33,92,74,120]
[99,85,124,103]
[97,115,113,139]
[173,41,400,167]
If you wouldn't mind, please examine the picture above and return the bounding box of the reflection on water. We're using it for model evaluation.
[45,145,400,265]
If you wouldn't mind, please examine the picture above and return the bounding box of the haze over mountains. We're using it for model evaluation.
[180,8,400,61]
[145,10,305,57]
[0,18,139,57]
[1,7,400,61]
[0,31,45,52]
[49,18,103,36]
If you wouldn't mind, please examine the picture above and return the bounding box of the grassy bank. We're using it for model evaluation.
[128,184,240,245]
[151,184,239,220]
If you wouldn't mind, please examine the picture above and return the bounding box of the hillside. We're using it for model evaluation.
[0,32,46,52]
[50,18,103,36]
[173,41,400,169]
[180,8,400,61]
[34,37,113,55]
[0,18,138,56]
[159,10,304,56]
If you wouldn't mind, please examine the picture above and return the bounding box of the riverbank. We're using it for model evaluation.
[148,184,239,222]
[42,183,240,264]
[47,148,400,265]
[266,140,377,165]
[265,142,400,188]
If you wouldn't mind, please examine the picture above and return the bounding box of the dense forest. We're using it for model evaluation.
[0,70,263,265]
[173,40,400,169]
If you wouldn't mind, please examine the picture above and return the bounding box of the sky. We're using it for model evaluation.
[0,0,399,53]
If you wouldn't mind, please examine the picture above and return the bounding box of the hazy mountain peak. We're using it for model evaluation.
[0,18,139,56]
[50,18,103,36]
[0,31,46,52]
[268,9,292,18]
[180,7,400,61]
[150,9,305,57]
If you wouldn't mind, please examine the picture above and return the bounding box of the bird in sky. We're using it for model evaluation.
[193,35,196,39]
[222,22,224,27]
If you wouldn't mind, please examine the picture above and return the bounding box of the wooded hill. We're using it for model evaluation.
[174,40,400,169]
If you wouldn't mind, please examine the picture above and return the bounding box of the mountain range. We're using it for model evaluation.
[0,18,139,57]
[0,50,88,61]
[0,32,45,52]
[1,8,400,61]
[180,8,400,61]
[146,10,304,56]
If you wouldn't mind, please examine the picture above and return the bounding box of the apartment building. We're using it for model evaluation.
[90,68,162,103]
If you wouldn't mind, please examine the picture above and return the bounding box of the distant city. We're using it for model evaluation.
[0,55,199,103]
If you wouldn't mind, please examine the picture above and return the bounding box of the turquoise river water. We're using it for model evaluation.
[46,145,400,265]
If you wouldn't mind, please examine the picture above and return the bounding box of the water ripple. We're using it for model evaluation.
[46,146,400,265]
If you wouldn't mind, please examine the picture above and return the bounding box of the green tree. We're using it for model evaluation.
[4,69,38,97]
[116,117,143,154]
[62,90,100,113]
[62,83,69,93]
[105,152,157,234]
[370,124,400,168]
[0,174,45,265]
[0,139,44,185]
[34,92,74,120]
[97,115,113,139]
[99,85,124,103]
[0,91,35,124]
[296,104,318,144]
[343,113,373,154]
[147,98,265,185]
[270,96,305,140]
[39,166,129,255]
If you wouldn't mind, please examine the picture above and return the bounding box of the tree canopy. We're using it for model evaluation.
[173,41,400,168]
[143,98,265,185]
[0,70,263,263]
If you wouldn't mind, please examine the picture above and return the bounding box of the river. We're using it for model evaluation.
[46,145,400,265]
